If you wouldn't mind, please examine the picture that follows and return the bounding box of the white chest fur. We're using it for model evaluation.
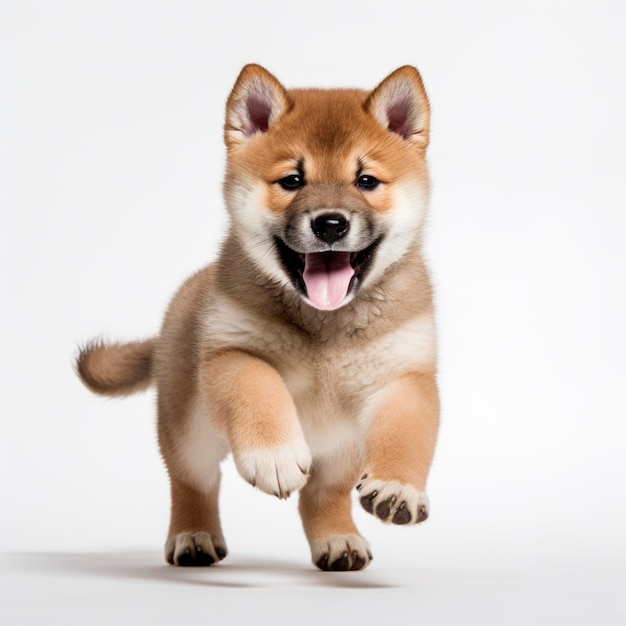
[204,296,436,459]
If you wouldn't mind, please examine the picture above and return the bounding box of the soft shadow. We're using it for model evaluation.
[5,552,399,589]
[7,552,253,588]
[221,558,399,589]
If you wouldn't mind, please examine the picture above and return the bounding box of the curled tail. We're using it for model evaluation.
[75,338,156,397]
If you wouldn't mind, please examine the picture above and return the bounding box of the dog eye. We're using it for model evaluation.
[356,175,380,190]
[278,174,305,191]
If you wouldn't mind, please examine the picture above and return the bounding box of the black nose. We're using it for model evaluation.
[312,213,350,245]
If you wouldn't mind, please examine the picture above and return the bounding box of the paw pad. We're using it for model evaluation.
[357,479,429,525]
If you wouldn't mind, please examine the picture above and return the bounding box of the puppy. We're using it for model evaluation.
[76,64,439,571]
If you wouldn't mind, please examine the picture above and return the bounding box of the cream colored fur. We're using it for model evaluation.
[76,64,440,571]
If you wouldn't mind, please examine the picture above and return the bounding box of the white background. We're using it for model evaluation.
[1,1,625,624]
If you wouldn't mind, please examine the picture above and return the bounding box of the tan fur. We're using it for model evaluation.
[76,338,154,396]
[76,64,440,571]
[165,476,226,565]
[363,372,440,490]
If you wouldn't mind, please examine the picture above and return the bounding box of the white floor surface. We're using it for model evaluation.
[2,550,624,626]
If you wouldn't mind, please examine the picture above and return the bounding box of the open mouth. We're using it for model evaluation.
[274,236,382,310]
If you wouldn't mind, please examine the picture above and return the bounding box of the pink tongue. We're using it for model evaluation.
[303,252,354,310]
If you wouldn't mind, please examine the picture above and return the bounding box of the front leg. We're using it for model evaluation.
[201,349,311,498]
[359,371,439,524]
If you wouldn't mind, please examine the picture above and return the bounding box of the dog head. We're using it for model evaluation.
[223,64,431,311]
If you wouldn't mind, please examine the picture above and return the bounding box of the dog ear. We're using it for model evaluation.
[225,64,292,147]
[365,66,430,146]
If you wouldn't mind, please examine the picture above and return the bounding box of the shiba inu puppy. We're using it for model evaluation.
[76,64,439,571]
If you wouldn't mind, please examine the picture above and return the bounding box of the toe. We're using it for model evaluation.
[391,501,412,525]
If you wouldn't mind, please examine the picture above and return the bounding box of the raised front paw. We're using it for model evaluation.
[311,534,372,571]
[233,440,312,499]
[165,531,228,567]
[356,477,429,525]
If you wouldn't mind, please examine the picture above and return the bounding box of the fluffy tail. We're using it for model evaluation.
[75,338,156,397]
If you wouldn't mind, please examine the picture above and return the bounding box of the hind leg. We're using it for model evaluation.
[165,476,228,566]
[299,447,372,571]
[159,399,230,566]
